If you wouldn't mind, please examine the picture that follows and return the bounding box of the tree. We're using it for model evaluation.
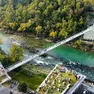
[0,53,5,61]
[15,3,23,23]
[0,0,7,6]
[26,19,34,31]
[58,29,68,39]
[9,22,17,30]
[76,2,81,9]
[79,16,87,30]
[67,19,78,33]
[75,40,83,47]
[56,23,62,30]
[43,4,53,17]
[84,0,94,5]
[5,0,15,22]
[18,82,27,93]
[35,25,42,36]
[0,37,6,62]
[9,44,24,62]
[57,0,63,5]
[0,37,2,45]
[18,23,28,32]
[49,31,57,40]
[0,0,90,39]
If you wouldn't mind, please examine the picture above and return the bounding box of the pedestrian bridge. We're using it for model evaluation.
[6,25,94,72]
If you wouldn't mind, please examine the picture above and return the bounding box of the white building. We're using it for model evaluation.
[83,29,94,41]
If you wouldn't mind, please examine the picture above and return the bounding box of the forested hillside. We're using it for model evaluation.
[0,0,32,6]
[0,0,93,40]
[84,0,94,5]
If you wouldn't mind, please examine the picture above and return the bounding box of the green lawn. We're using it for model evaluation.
[9,71,47,91]
[22,64,50,75]
[61,72,77,83]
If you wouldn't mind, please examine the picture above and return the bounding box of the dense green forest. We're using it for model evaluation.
[84,0,94,5]
[0,0,93,40]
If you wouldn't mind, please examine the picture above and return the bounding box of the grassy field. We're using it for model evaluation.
[9,64,50,91]
[61,72,77,83]
[9,71,47,91]
[22,64,51,75]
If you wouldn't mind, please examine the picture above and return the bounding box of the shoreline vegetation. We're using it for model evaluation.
[1,28,94,55]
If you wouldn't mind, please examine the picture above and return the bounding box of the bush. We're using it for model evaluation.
[18,82,27,93]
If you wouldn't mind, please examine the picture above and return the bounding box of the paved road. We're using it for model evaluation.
[6,25,94,72]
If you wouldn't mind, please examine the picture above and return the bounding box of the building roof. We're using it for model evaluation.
[36,65,85,94]
[0,86,10,94]
[83,29,94,40]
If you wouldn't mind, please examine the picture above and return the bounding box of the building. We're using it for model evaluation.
[83,29,94,41]
[36,64,86,94]
[0,62,11,85]
[74,84,94,94]
[0,85,11,94]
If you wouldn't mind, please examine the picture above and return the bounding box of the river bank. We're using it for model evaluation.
[6,32,94,55]
[1,28,94,55]
[67,40,94,53]
[6,32,53,54]
[1,29,94,67]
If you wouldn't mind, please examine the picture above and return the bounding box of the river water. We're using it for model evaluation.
[0,32,94,81]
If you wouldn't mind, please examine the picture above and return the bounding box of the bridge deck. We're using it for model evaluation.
[6,25,94,72]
